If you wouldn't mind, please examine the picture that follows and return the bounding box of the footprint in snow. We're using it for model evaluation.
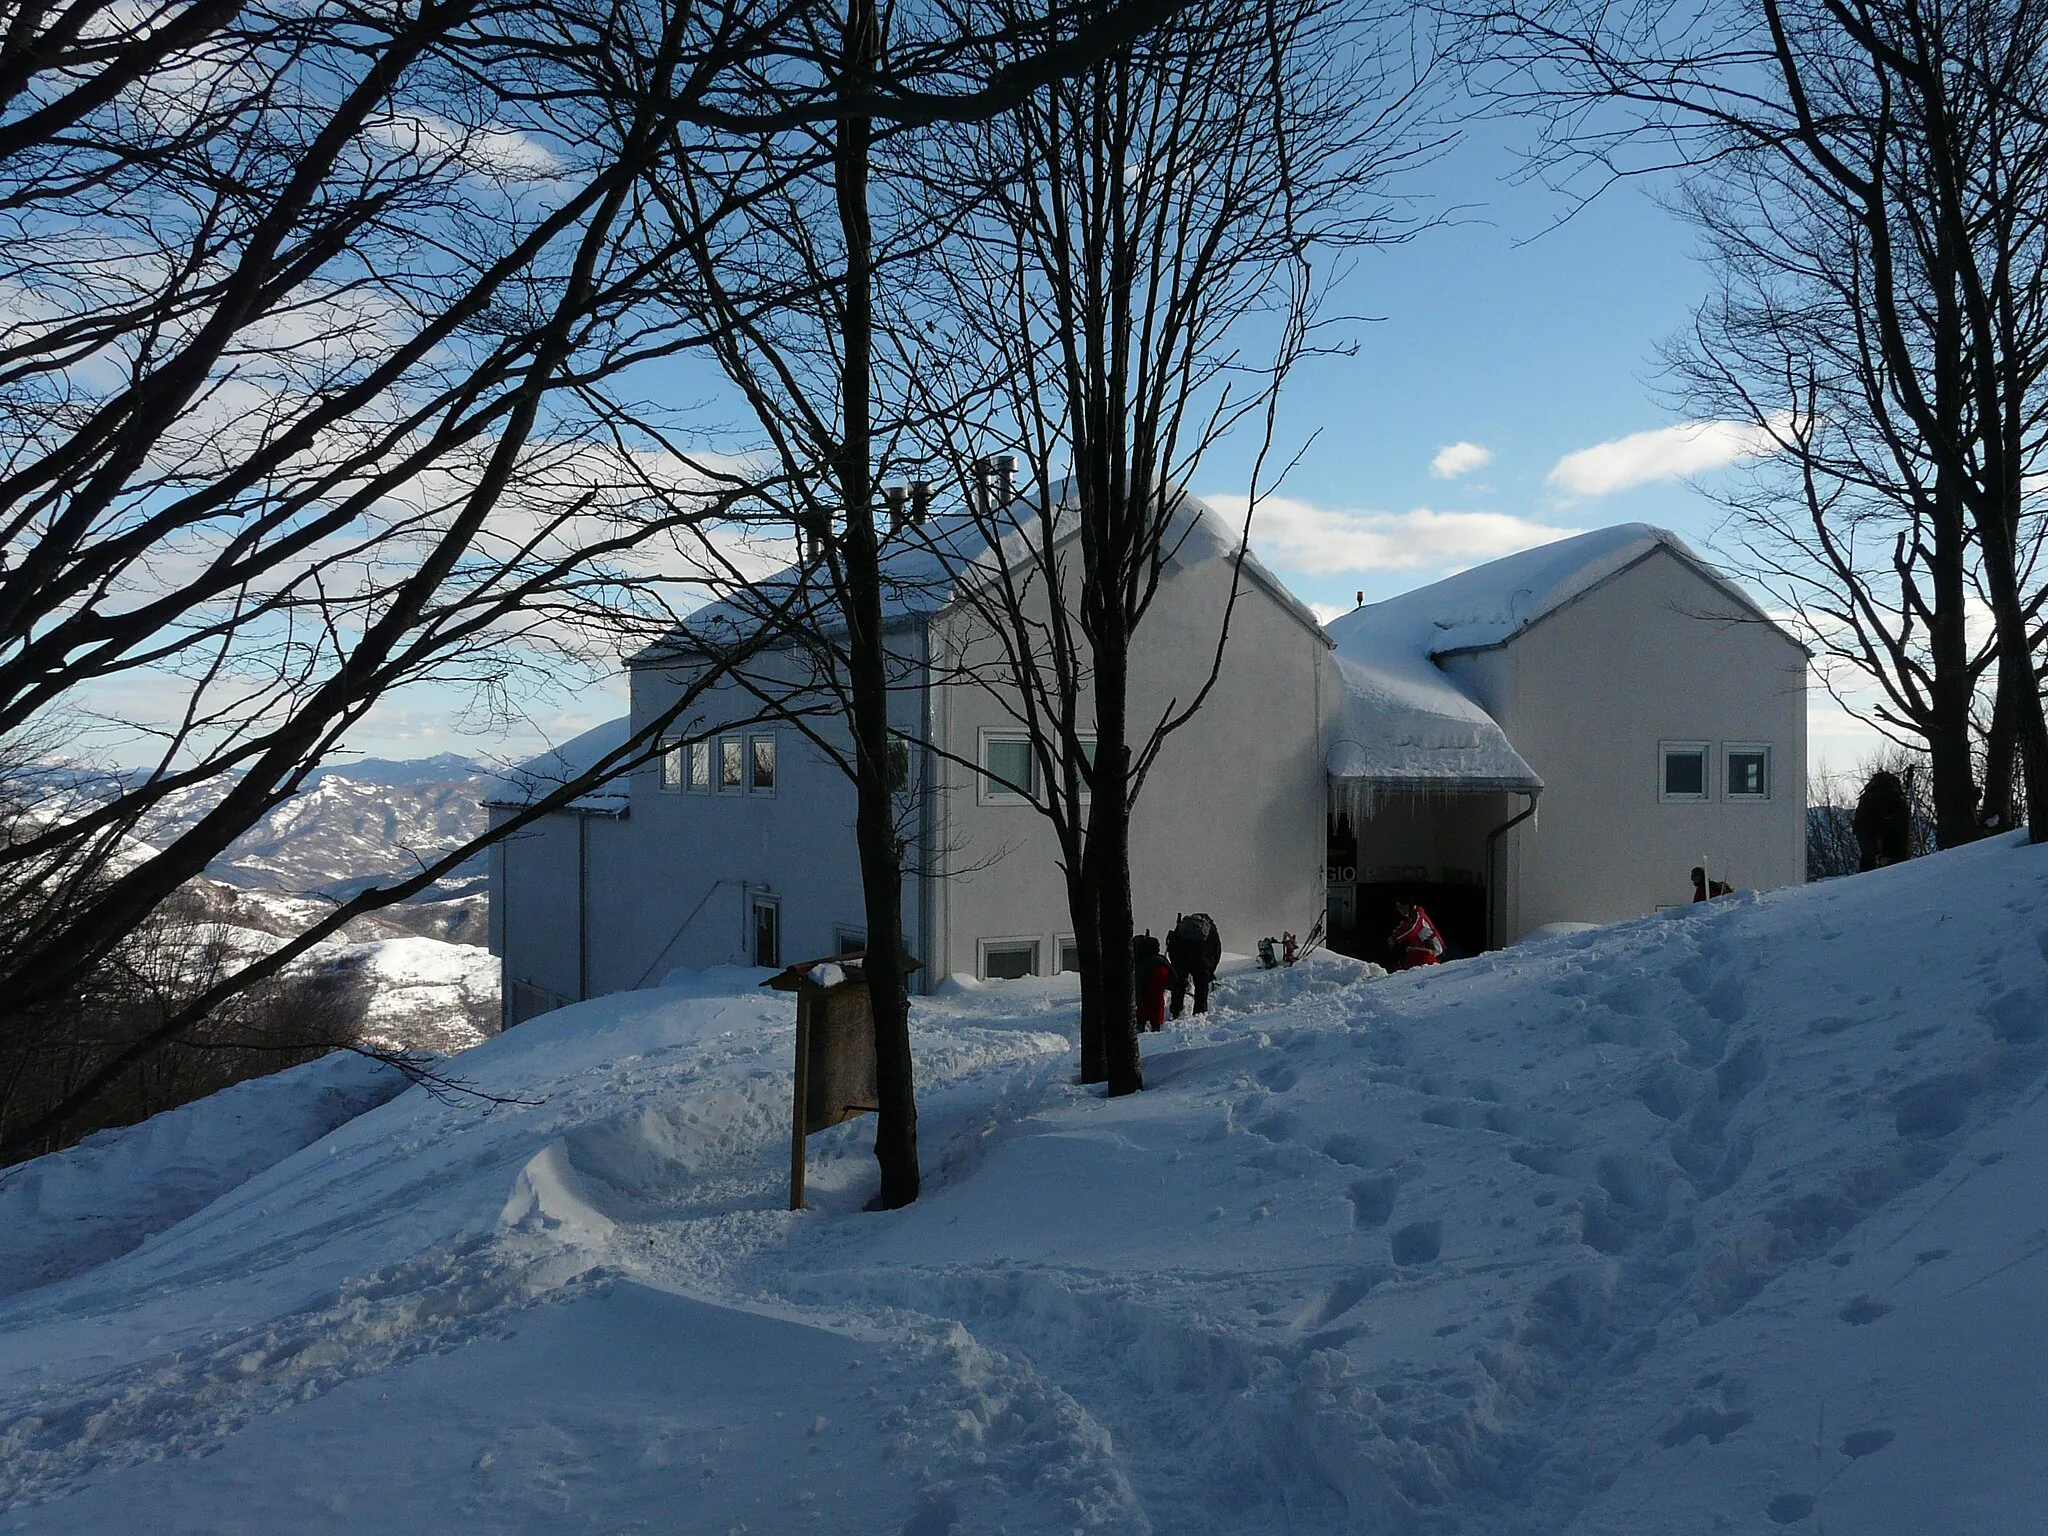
[1390,1219,1441,1265]
[1840,1427,1895,1458]
[1838,1295,1892,1325]
[1767,1492,1816,1524]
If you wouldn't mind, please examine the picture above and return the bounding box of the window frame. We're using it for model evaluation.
[977,729,1038,806]
[1659,740,1712,803]
[1724,742,1772,802]
[658,739,684,793]
[718,735,744,794]
[1056,936,1080,975]
[747,733,777,796]
[688,738,712,794]
[978,936,1041,981]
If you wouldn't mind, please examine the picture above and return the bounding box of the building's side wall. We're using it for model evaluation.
[1453,548,1806,936]
[489,804,587,1024]
[929,553,1327,978]
[493,639,930,1012]
[597,645,924,993]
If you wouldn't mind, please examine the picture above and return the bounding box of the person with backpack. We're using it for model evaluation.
[1389,900,1445,970]
[1166,911,1222,1018]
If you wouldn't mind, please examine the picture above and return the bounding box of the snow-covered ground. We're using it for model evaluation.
[2,836,2044,1533]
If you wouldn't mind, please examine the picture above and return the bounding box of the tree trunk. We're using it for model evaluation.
[1089,621,1141,1096]
[1067,866,1107,1083]
[1975,509,2048,843]
[1926,286,1983,848]
[836,0,917,1206]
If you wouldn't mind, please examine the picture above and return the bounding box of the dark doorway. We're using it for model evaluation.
[1335,882,1486,969]
[752,899,780,968]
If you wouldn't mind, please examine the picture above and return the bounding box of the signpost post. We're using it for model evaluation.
[763,950,918,1209]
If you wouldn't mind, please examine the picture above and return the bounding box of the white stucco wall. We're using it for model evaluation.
[1443,547,1806,936]
[494,638,929,1006]
[927,551,1328,979]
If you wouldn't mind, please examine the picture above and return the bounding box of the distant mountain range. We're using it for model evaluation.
[24,754,498,902]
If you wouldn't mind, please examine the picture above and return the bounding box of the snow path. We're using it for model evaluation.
[4,841,2047,1532]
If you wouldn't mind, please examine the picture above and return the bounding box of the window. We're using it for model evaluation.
[688,739,712,793]
[719,736,744,792]
[1726,743,1771,800]
[1661,742,1710,802]
[659,740,683,792]
[979,938,1040,980]
[752,898,780,968]
[749,734,776,794]
[981,733,1036,803]
[887,739,911,793]
[834,925,867,955]
[1057,937,1081,974]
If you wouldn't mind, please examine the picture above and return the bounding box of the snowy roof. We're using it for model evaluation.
[630,485,1325,666]
[1317,524,1765,792]
[482,717,632,813]
[1325,523,1773,659]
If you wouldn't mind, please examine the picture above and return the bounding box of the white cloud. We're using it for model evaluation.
[1222,495,1584,578]
[1546,418,1784,499]
[1429,441,1494,480]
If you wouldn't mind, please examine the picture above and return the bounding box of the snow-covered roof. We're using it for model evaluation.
[482,717,632,813]
[1325,523,1773,659]
[1317,524,1766,792]
[630,484,1325,666]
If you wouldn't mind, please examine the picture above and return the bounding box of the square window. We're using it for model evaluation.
[749,734,776,794]
[980,939,1039,980]
[834,925,867,954]
[1727,745,1770,800]
[688,739,712,793]
[1057,938,1081,974]
[1661,743,1709,801]
[719,737,744,792]
[982,734,1035,802]
[659,741,683,791]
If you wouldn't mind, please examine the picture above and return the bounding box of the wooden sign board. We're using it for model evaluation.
[763,950,917,1209]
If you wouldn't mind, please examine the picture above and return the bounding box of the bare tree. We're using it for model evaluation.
[898,0,1439,1091]
[1473,0,2048,843]
[0,0,1207,1162]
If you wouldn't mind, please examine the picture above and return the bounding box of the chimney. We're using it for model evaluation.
[1355,590,1364,608]
[883,484,906,534]
[992,453,1016,510]
[909,480,933,526]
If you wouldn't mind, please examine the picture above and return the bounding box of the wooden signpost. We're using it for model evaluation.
[763,950,918,1209]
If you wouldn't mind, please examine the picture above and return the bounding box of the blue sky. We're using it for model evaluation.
[337,120,1881,774]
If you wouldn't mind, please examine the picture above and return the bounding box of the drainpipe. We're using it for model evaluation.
[577,811,590,1001]
[1483,789,1540,951]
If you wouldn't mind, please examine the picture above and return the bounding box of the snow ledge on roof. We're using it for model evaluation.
[483,717,632,812]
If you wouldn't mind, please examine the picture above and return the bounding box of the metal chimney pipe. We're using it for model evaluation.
[908,480,933,526]
[992,453,1017,509]
[883,484,906,534]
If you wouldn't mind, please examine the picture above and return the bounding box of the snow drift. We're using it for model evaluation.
[1,841,2044,1533]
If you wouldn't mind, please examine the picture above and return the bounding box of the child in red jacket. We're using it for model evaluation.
[1133,933,1174,1030]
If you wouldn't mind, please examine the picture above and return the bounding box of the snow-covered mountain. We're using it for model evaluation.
[0,835,2042,1532]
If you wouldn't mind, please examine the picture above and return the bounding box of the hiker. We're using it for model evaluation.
[1690,866,1734,902]
[1389,900,1445,970]
[1133,932,1174,1031]
[1166,911,1222,1018]
[1854,770,1913,871]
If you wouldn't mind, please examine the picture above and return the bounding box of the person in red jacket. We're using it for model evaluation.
[1389,900,1445,970]
[1133,932,1174,1031]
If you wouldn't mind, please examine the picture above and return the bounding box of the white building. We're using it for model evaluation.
[488,515,1806,1025]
